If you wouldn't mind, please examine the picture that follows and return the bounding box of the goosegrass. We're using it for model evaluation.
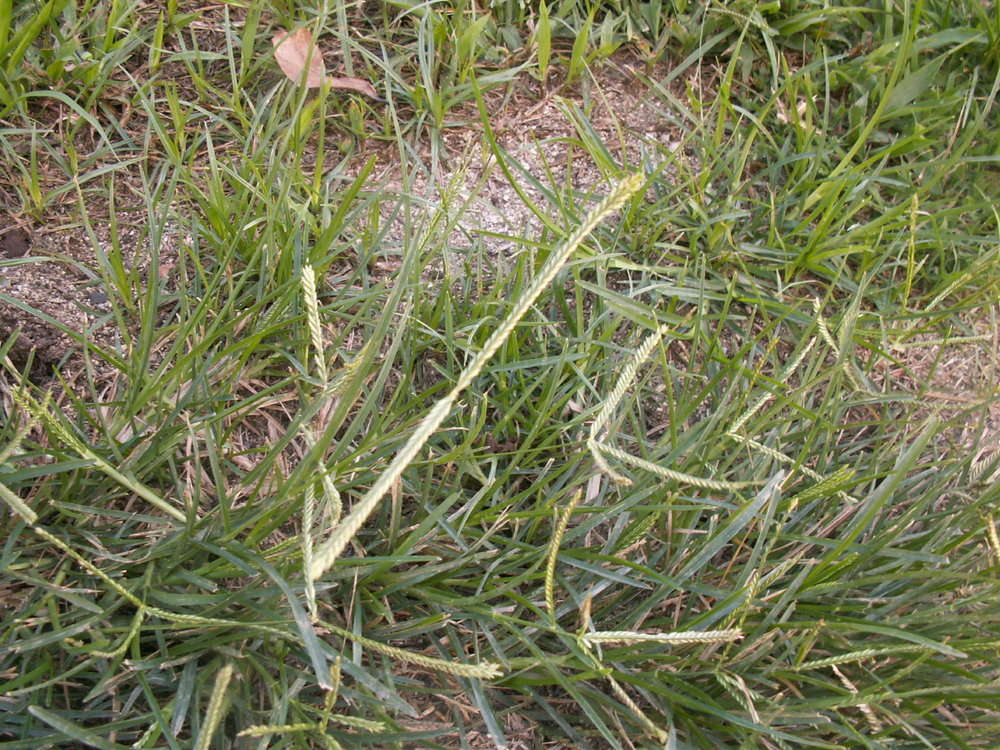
[2,0,1000,748]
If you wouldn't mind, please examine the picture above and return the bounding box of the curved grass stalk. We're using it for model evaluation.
[582,629,743,645]
[591,441,755,491]
[194,662,234,750]
[307,172,645,582]
[302,483,318,618]
[575,623,671,744]
[605,672,668,744]
[588,323,671,486]
[300,265,328,383]
[300,263,343,618]
[0,494,292,638]
[318,618,504,679]
[589,323,672,447]
[545,489,583,622]
[587,321,761,491]
[984,512,1000,564]
[11,388,188,522]
[729,337,815,435]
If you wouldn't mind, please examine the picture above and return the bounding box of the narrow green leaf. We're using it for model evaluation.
[193,662,233,750]
[231,545,332,690]
[884,56,945,114]
[804,419,938,589]
[676,472,784,584]
[566,7,593,83]
[536,0,550,83]
[28,706,126,750]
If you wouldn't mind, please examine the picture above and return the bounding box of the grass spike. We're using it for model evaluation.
[301,264,328,383]
[588,322,671,485]
[592,441,755,491]
[730,337,815,435]
[238,724,315,737]
[583,629,744,645]
[328,714,386,732]
[779,641,993,673]
[0,387,44,465]
[193,662,234,750]
[318,619,503,678]
[728,434,859,504]
[319,657,342,731]
[832,663,882,733]
[2,6,996,745]
[10,388,188,522]
[714,670,761,724]
[0,509,295,640]
[590,322,672,443]
[302,483,318,619]
[89,609,143,660]
[545,488,583,622]
[308,173,644,582]
[0,473,38,525]
[588,437,633,485]
[605,672,668,744]
[984,512,1000,564]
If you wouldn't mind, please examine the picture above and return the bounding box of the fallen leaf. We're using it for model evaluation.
[327,75,378,99]
[272,27,380,99]
[273,27,326,88]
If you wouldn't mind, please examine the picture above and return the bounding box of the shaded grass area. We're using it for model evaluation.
[2,1,999,748]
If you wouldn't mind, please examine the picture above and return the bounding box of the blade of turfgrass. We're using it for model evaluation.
[674,471,784,585]
[227,544,332,690]
[27,706,127,750]
[803,419,938,590]
[192,662,233,750]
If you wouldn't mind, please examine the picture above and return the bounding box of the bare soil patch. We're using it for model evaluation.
[1,49,693,368]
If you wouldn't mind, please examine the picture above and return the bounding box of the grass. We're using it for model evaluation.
[1,0,999,747]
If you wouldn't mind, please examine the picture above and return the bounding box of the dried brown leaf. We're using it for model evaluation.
[326,75,379,99]
[273,27,379,99]
[272,27,325,88]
